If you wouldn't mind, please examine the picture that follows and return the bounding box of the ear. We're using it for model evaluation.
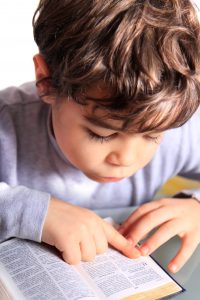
[33,53,55,104]
[33,53,50,80]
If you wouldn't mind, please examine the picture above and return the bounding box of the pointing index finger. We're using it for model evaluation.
[102,220,141,258]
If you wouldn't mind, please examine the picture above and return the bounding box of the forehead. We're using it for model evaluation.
[79,82,127,131]
[79,82,168,133]
[81,102,125,131]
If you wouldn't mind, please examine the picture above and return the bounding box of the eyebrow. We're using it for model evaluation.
[84,115,123,131]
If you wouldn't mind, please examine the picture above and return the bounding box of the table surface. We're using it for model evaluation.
[96,206,200,300]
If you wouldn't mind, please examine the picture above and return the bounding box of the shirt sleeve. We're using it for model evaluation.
[169,115,200,201]
[175,114,200,200]
[0,182,50,243]
[177,114,200,180]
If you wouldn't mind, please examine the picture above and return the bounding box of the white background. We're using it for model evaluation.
[0,0,200,89]
[0,1,39,89]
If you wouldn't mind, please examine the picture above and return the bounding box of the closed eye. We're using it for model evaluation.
[86,129,117,143]
[143,134,161,144]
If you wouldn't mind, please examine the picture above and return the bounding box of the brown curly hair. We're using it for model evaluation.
[33,0,200,132]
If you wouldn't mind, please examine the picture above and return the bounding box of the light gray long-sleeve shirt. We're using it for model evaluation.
[0,82,200,243]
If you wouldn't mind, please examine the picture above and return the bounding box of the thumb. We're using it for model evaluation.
[102,220,141,258]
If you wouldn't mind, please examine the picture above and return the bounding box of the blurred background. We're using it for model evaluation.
[0,0,38,89]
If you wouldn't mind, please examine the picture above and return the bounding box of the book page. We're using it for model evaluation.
[0,238,183,300]
[0,265,25,300]
[78,247,183,300]
[0,239,97,300]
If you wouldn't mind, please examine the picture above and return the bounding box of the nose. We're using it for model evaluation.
[106,147,136,167]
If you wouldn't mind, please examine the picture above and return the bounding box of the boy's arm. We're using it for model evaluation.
[0,182,50,242]
[0,182,140,263]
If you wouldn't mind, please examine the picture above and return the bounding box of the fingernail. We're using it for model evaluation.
[128,240,141,258]
[168,263,177,273]
[140,245,149,256]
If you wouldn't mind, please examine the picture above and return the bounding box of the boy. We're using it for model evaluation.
[0,0,200,274]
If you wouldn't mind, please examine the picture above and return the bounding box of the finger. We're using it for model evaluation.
[168,234,199,273]
[124,205,175,246]
[62,240,81,265]
[80,232,96,262]
[119,200,164,234]
[93,227,108,254]
[102,220,141,258]
[139,219,182,256]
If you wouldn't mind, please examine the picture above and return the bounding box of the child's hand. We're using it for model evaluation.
[42,197,141,264]
[118,198,200,273]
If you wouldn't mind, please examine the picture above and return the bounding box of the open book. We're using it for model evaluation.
[0,238,183,300]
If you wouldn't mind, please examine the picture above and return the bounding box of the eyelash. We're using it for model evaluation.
[87,129,160,144]
[144,135,160,144]
[87,130,115,143]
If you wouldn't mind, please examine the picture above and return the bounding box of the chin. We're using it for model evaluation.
[84,173,104,182]
[84,173,125,183]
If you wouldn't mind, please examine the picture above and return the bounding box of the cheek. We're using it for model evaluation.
[53,123,85,166]
[60,134,107,168]
[77,143,108,166]
[139,144,159,167]
[51,106,109,170]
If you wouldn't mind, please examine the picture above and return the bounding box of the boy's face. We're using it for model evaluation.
[50,87,163,183]
[34,54,162,183]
